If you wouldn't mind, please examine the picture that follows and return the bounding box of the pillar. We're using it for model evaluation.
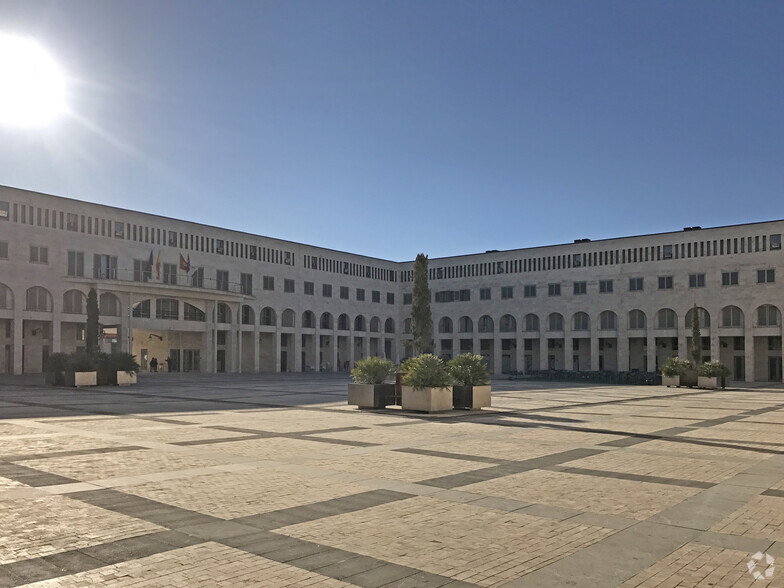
[590,335,599,372]
[646,333,656,373]
[745,330,754,383]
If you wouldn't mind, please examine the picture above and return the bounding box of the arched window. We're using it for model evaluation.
[628,309,646,330]
[241,305,255,325]
[156,298,179,320]
[302,311,315,329]
[0,283,13,310]
[260,307,276,326]
[572,312,589,331]
[216,303,231,324]
[599,311,617,330]
[184,303,206,322]
[132,299,151,318]
[403,318,411,334]
[458,316,473,333]
[26,287,52,312]
[384,318,395,333]
[63,290,86,314]
[478,315,494,333]
[656,308,677,329]
[439,317,453,334]
[547,313,563,331]
[721,306,743,328]
[281,309,295,328]
[338,313,349,331]
[499,314,516,333]
[354,315,366,331]
[370,317,380,333]
[320,312,333,330]
[685,307,710,329]
[100,293,121,317]
[524,314,539,332]
[757,305,781,327]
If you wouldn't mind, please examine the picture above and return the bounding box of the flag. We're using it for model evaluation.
[179,253,190,273]
[147,250,153,272]
[146,250,154,281]
[155,251,161,280]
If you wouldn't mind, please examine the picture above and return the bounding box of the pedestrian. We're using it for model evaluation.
[166,357,172,372]
[150,357,158,373]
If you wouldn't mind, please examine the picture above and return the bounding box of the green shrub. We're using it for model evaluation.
[402,354,452,390]
[70,351,97,372]
[96,352,141,384]
[447,353,490,386]
[351,356,396,385]
[698,360,730,377]
[661,357,691,377]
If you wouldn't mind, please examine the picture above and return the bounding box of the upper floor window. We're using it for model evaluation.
[163,263,177,285]
[662,245,673,259]
[0,201,8,220]
[689,273,705,288]
[548,283,561,297]
[0,241,7,260]
[501,286,513,299]
[573,281,586,295]
[387,292,395,304]
[340,286,349,300]
[658,276,673,290]
[263,276,274,291]
[241,273,253,295]
[68,251,84,277]
[304,281,314,295]
[722,271,739,286]
[524,285,536,298]
[323,284,332,298]
[156,298,179,320]
[599,280,613,293]
[480,288,491,300]
[372,290,380,303]
[771,234,781,250]
[629,277,643,291]
[403,292,412,305]
[356,288,365,301]
[757,269,775,284]
[93,254,117,279]
[284,278,295,293]
[572,253,582,267]
[216,270,229,291]
[30,245,48,264]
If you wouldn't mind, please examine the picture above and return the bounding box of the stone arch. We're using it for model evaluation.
[338,313,350,331]
[685,307,710,329]
[260,307,276,326]
[628,309,646,330]
[25,286,52,312]
[756,304,781,327]
[384,318,395,334]
[281,309,295,328]
[216,303,232,324]
[354,315,366,332]
[720,306,744,328]
[655,308,677,329]
[241,305,255,325]
[100,292,121,317]
[458,316,473,333]
[499,314,516,333]
[599,310,617,330]
[403,318,411,334]
[478,315,494,333]
[547,313,563,331]
[0,282,13,310]
[63,289,86,314]
[572,312,589,331]
[320,312,333,330]
[302,310,315,329]
[439,317,453,334]
[523,313,540,332]
[370,316,381,333]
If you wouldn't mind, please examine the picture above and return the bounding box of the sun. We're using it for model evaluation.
[0,33,67,127]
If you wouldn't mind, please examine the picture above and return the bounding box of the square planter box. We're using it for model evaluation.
[453,385,492,410]
[680,370,698,388]
[64,371,97,388]
[348,383,395,409]
[401,386,453,413]
[116,371,138,386]
[662,375,680,387]
[698,376,720,389]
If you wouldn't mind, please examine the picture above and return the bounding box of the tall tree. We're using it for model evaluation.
[690,304,702,367]
[411,253,433,355]
[86,288,100,354]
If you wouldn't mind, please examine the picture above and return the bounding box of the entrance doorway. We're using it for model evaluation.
[216,349,226,372]
[183,349,200,372]
[769,357,782,382]
[733,356,745,381]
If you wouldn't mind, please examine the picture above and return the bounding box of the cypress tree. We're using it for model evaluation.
[86,288,100,354]
[690,304,701,367]
[411,253,433,355]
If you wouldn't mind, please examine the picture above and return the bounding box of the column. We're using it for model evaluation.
[235,304,242,373]
[363,335,370,360]
[492,333,502,375]
[617,334,629,372]
[677,331,687,361]
[590,334,599,372]
[744,330,754,383]
[294,331,302,372]
[349,330,355,369]
[52,318,61,354]
[13,309,22,374]
[539,333,548,370]
[646,332,656,373]
[275,330,282,372]
[434,338,442,359]
[515,332,523,373]
[563,325,573,372]
[710,329,719,364]
[252,326,259,373]
[331,331,338,372]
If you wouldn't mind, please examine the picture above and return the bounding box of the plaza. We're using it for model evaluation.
[0,374,782,586]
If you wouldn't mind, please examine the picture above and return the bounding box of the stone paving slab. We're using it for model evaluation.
[0,373,782,587]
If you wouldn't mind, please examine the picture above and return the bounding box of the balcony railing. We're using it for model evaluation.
[83,268,251,295]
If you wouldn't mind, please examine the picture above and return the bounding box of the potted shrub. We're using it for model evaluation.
[698,360,729,389]
[401,354,453,413]
[45,352,70,386]
[64,351,98,388]
[97,352,140,386]
[448,353,491,410]
[348,357,397,409]
[661,357,692,387]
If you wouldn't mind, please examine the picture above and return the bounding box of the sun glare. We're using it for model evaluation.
[0,33,67,127]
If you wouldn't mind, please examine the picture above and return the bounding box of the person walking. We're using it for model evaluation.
[150,357,158,372]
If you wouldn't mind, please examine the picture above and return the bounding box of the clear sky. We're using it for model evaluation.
[0,1,782,261]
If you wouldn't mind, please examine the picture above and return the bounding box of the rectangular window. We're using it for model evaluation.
[480,287,491,300]
[241,273,253,295]
[356,288,365,301]
[323,284,332,297]
[757,269,775,284]
[688,273,705,288]
[501,286,513,299]
[0,201,8,220]
[216,270,229,291]
[263,276,274,291]
[387,292,395,304]
[599,279,613,293]
[340,286,349,299]
[304,281,314,295]
[572,253,582,267]
[629,277,643,291]
[114,222,124,238]
[67,251,84,277]
[284,279,295,293]
[66,213,78,232]
[658,276,673,289]
[372,290,380,303]
[771,234,782,250]
[132,299,150,318]
[403,292,412,305]
[548,283,561,296]
[721,271,739,286]
[30,245,48,264]
[163,263,177,285]
[662,245,673,259]
[573,281,586,295]
[524,285,536,298]
[156,298,179,320]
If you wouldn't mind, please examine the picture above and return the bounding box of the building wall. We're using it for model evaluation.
[1,185,783,381]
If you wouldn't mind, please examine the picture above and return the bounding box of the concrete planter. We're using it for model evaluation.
[64,371,97,388]
[348,383,395,409]
[680,370,698,388]
[116,371,137,386]
[453,385,492,410]
[698,376,720,389]
[401,386,453,413]
[661,375,680,387]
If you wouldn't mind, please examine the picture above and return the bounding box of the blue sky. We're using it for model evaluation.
[0,1,782,261]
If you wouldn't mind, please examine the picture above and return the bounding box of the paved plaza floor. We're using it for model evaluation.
[0,373,782,587]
